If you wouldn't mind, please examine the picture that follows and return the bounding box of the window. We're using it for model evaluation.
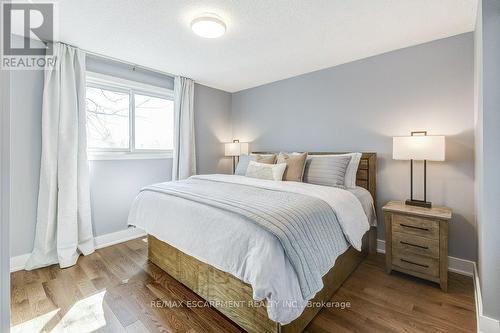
[86,72,174,160]
[134,94,174,150]
[86,86,130,149]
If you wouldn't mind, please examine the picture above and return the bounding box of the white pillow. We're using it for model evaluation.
[245,161,287,181]
[341,152,362,188]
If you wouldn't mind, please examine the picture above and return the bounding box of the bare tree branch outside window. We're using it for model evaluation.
[86,86,174,151]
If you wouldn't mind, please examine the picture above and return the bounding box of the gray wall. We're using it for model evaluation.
[195,83,233,174]
[10,53,232,256]
[86,55,174,90]
[89,160,172,236]
[10,64,43,257]
[475,0,500,320]
[1,53,12,332]
[232,33,476,261]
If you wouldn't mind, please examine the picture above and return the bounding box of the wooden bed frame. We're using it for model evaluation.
[148,152,377,333]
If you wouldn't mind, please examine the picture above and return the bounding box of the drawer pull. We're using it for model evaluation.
[400,223,429,231]
[400,258,429,268]
[400,241,429,250]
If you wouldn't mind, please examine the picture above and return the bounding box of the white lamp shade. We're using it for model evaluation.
[240,142,249,155]
[225,142,249,156]
[393,135,445,161]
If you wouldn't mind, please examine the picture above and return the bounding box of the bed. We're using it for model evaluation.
[128,152,377,333]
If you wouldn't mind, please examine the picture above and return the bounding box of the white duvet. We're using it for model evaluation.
[127,174,372,324]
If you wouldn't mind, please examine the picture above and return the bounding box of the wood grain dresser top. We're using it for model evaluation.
[382,200,452,220]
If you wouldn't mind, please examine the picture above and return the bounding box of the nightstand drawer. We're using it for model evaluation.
[392,232,439,258]
[392,253,439,277]
[392,214,439,239]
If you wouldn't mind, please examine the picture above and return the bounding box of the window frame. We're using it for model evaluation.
[86,71,174,160]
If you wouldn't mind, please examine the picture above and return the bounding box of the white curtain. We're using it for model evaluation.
[26,43,94,270]
[172,76,196,180]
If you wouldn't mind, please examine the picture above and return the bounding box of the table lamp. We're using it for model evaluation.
[225,140,249,173]
[393,131,445,208]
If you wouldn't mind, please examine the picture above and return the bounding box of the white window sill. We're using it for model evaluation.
[88,151,173,161]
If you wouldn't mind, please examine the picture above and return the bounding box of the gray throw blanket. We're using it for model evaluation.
[143,177,349,299]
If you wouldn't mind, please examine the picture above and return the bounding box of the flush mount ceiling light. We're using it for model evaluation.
[191,14,226,38]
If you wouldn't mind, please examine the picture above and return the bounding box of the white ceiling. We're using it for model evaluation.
[56,0,478,92]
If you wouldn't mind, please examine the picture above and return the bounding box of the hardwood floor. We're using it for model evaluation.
[11,237,476,333]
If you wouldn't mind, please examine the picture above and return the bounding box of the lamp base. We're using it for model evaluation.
[405,199,432,209]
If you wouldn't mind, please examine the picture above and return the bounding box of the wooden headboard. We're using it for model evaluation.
[252,152,377,204]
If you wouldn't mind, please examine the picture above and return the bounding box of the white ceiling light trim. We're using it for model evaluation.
[191,14,226,38]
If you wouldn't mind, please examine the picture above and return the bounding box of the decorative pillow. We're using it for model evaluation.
[341,152,362,188]
[234,154,276,175]
[234,155,254,175]
[245,161,287,181]
[254,154,277,164]
[303,155,352,188]
[277,152,308,182]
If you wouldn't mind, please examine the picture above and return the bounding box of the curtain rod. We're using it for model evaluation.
[83,48,177,79]
[44,39,178,79]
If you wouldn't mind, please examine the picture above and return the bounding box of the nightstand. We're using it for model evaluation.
[382,200,452,291]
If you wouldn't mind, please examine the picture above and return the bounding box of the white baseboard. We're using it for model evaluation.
[94,227,146,249]
[9,254,31,273]
[10,227,146,273]
[376,239,475,276]
[376,238,386,254]
[474,264,500,333]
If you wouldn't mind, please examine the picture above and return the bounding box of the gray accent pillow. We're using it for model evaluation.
[303,155,352,188]
[235,155,255,175]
